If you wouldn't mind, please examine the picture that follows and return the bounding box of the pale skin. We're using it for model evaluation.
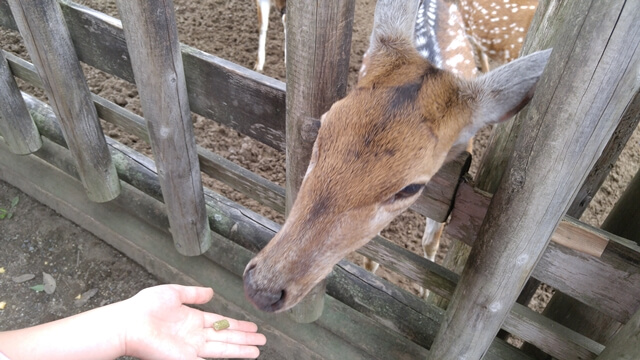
[0,284,266,360]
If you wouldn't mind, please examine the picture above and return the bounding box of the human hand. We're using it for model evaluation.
[120,284,266,359]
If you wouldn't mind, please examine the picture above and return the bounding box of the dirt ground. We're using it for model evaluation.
[1,0,639,358]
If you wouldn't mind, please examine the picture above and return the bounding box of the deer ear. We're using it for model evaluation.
[469,49,552,127]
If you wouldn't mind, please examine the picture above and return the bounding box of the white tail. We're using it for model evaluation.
[243,0,550,313]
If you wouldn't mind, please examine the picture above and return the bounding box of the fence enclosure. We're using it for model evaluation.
[0,0,639,359]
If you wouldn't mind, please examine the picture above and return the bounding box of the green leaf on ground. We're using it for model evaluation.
[30,284,45,292]
[0,196,20,220]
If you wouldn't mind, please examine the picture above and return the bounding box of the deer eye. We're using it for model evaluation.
[392,184,425,202]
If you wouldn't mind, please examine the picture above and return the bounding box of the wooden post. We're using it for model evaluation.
[285,0,355,323]
[428,0,640,358]
[7,0,119,202]
[116,0,211,256]
[595,308,640,360]
[0,50,41,155]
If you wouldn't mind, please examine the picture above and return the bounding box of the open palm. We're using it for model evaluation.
[122,285,266,359]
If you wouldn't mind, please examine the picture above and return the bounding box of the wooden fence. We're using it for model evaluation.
[0,0,638,359]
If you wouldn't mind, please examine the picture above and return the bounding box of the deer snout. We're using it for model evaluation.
[243,262,287,312]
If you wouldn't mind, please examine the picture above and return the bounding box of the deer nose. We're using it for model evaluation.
[243,263,286,312]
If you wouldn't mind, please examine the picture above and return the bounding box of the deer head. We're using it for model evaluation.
[244,0,551,313]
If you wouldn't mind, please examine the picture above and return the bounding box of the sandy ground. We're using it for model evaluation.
[1,0,639,358]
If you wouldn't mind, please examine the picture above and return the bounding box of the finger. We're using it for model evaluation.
[171,285,215,305]
[205,328,267,346]
[200,343,261,359]
[203,314,259,333]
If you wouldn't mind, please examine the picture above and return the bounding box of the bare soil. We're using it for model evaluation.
[1,0,639,357]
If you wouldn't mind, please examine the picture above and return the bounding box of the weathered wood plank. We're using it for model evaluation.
[447,182,640,324]
[284,0,356,323]
[116,0,211,256]
[7,0,119,202]
[502,303,604,360]
[0,0,287,151]
[0,50,41,154]
[595,307,640,360]
[359,234,459,300]
[429,0,640,358]
[19,92,602,359]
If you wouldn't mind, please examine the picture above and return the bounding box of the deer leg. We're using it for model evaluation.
[255,0,270,72]
[419,218,444,298]
[281,13,287,66]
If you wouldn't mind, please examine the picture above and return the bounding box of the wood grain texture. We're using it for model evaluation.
[429,0,640,358]
[116,0,211,256]
[0,50,41,154]
[7,0,119,202]
[502,303,604,360]
[0,0,287,151]
[448,182,640,325]
[284,0,355,323]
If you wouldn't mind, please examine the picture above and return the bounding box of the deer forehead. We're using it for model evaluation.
[304,68,472,207]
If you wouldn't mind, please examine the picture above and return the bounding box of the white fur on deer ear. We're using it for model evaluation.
[455,49,552,146]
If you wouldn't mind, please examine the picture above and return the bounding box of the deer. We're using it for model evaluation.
[254,0,286,72]
[243,0,551,313]
[459,0,538,72]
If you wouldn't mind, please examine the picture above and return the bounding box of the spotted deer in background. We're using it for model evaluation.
[254,0,286,72]
[243,0,550,312]
[459,0,538,72]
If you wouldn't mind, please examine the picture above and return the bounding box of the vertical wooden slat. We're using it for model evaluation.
[595,307,640,360]
[116,0,211,256]
[428,0,640,358]
[7,0,119,202]
[285,0,355,323]
[0,49,41,154]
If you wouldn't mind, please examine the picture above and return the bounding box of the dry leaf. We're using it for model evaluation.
[12,274,35,283]
[74,288,98,307]
[42,272,56,294]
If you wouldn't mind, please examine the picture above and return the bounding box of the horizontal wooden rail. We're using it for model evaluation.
[3,50,286,214]
[447,181,640,324]
[0,0,464,222]
[12,92,609,360]
[0,0,287,151]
